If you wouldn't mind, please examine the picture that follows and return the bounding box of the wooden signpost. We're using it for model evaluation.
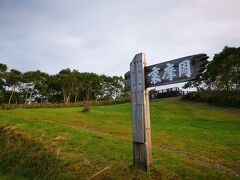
[125,53,208,171]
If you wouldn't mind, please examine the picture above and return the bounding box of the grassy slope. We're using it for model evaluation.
[0,97,239,179]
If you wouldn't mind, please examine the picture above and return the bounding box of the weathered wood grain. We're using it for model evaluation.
[130,53,151,171]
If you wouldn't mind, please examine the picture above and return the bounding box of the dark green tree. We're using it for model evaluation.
[21,70,49,104]
[57,69,75,104]
[0,63,7,90]
[5,69,22,104]
[183,46,240,91]
[0,64,8,103]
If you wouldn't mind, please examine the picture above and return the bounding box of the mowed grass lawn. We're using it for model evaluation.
[0,97,239,179]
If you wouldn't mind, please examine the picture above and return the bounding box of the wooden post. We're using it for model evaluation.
[130,53,151,171]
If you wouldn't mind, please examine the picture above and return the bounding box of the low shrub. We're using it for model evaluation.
[82,106,90,112]
[0,97,131,110]
[182,90,240,108]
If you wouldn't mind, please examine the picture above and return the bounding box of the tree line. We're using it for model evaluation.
[0,65,128,104]
[1,46,238,105]
[184,46,240,91]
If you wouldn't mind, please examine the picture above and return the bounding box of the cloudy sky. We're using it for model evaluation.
[0,0,240,77]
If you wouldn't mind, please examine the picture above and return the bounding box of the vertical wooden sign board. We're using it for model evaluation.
[130,53,152,171]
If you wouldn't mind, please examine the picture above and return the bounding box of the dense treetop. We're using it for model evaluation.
[0,66,128,104]
[184,46,240,91]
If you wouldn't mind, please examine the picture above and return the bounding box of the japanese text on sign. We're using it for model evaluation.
[148,60,191,84]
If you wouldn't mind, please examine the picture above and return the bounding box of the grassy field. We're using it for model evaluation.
[0,97,239,179]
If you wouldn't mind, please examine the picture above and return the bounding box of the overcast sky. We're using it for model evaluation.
[0,0,240,77]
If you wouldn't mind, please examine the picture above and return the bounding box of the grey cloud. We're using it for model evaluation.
[0,0,239,78]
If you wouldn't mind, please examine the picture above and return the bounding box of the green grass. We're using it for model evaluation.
[0,97,239,179]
